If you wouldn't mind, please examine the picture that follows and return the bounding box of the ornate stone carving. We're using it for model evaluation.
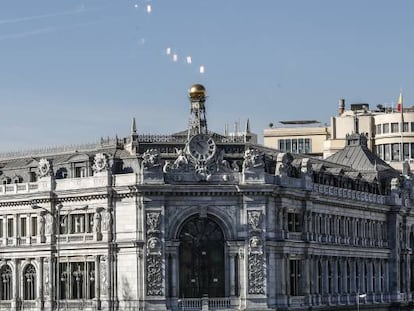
[92,153,108,173]
[102,209,113,232]
[147,237,161,255]
[146,254,163,296]
[248,252,265,294]
[142,149,161,170]
[248,211,262,231]
[100,255,108,296]
[45,214,53,235]
[275,153,293,177]
[173,148,189,170]
[301,158,312,176]
[249,236,262,250]
[242,149,264,171]
[194,163,212,181]
[38,158,52,178]
[93,210,101,233]
[146,212,161,234]
[44,258,50,297]
[39,215,45,237]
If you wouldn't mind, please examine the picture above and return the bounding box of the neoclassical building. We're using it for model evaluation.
[0,84,414,310]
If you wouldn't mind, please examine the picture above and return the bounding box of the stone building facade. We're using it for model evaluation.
[0,85,413,310]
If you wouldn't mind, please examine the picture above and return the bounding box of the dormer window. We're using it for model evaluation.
[1,176,11,185]
[75,167,87,178]
[12,176,22,184]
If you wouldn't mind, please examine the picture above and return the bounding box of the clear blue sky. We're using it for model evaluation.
[1,0,414,151]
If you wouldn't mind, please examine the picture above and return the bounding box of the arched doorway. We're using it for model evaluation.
[179,215,225,298]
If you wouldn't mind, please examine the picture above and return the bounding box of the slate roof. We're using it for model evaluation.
[326,143,392,173]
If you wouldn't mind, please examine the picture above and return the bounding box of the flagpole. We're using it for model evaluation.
[399,91,404,162]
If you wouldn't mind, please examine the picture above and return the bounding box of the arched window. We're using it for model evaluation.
[23,264,36,300]
[0,265,12,300]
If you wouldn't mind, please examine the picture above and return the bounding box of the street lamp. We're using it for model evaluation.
[32,203,88,310]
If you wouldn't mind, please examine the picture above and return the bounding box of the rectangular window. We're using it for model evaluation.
[20,217,27,237]
[278,139,285,151]
[71,214,85,233]
[31,217,37,236]
[289,259,301,296]
[383,124,389,134]
[391,143,400,161]
[7,218,14,237]
[292,139,298,153]
[411,143,414,160]
[298,138,304,153]
[403,122,409,132]
[391,123,399,133]
[288,212,301,232]
[403,143,410,160]
[29,171,37,182]
[378,144,384,159]
[384,144,390,161]
[0,219,3,238]
[304,138,311,153]
[376,124,382,135]
[411,122,414,132]
[87,214,94,233]
[286,139,292,152]
[75,167,86,178]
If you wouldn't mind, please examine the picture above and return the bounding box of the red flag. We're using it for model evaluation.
[397,92,403,112]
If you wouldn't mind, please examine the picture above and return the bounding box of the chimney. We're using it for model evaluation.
[338,99,345,115]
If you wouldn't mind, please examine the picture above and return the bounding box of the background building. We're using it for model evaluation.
[263,120,329,157]
[1,85,414,311]
[264,98,414,172]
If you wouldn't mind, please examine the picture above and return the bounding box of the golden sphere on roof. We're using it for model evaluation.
[189,84,206,100]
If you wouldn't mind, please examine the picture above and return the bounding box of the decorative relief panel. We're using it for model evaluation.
[100,255,108,296]
[146,255,163,296]
[248,253,265,294]
[43,258,50,297]
[247,210,265,295]
[146,211,163,296]
[92,153,108,173]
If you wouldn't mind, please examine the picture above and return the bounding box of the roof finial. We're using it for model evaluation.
[245,118,251,133]
[131,117,137,134]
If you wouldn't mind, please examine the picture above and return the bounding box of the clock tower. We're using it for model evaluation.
[185,84,217,180]
[187,84,208,139]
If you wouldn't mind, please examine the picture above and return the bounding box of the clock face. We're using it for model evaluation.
[188,134,216,161]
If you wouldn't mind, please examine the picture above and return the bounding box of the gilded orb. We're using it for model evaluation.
[189,84,206,100]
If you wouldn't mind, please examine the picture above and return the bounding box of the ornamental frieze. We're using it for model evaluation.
[146,254,163,296]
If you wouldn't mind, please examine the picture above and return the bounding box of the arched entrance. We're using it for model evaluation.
[179,215,225,298]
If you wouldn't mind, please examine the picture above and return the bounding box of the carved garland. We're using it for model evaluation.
[247,210,265,295]
[146,211,163,296]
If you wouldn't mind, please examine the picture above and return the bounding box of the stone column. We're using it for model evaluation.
[333,257,338,294]
[323,257,329,294]
[350,258,356,294]
[229,253,236,296]
[238,247,246,310]
[367,259,373,294]
[39,258,44,304]
[171,252,179,298]
[12,258,19,310]
[95,255,100,308]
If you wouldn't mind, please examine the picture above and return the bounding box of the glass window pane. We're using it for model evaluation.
[20,218,26,237]
[286,139,291,152]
